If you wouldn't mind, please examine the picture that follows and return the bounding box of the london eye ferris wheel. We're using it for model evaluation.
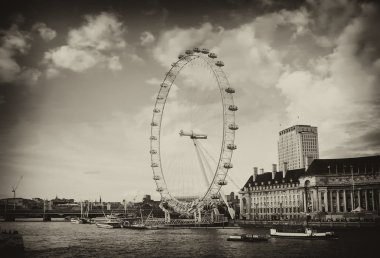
[150,47,238,217]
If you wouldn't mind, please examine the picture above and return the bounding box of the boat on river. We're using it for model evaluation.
[122,208,159,230]
[71,202,94,224]
[95,212,122,228]
[96,220,122,229]
[71,217,93,224]
[121,222,159,230]
[270,228,336,239]
[227,234,268,242]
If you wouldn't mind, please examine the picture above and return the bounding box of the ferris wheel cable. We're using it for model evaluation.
[197,143,218,189]
[192,138,211,189]
[198,140,241,190]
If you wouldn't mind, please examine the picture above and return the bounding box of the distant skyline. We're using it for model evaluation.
[0,0,379,201]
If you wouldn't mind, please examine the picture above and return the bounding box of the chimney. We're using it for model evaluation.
[283,162,288,178]
[260,168,264,174]
[272,164,277,180]
[253,167,258,181]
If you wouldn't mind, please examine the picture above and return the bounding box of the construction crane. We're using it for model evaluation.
[11,176,23,211]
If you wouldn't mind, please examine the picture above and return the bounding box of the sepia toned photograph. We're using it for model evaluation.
[0,0,379,257]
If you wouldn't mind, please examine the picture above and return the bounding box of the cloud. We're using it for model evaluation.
[1,25,31,53]
[108,55,123,70]
[32,22,57,41]
[140,31,155,46]
[151,20,285,123]
[129,53,144,64]
[275,2,380,158]
[151,0,380,172]
[18,68,42,85]
[44,12,126,75]
[0,24,41,84]
[44,46,98,72]
[0,47,21,82]
[68,12,126,51]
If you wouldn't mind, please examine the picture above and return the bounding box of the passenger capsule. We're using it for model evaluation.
[225,87,235,94]
[217,179,228,185]
[193,47,201,53]
[185,49,193,55]
[228,124,239,130]
[215,61,224,67]
[201,48,209,54]
[210,194,220,199]
[150,150,157,154]
[208,53,217,58]
[224,162,233,169]
[228,105,238,111]
[153,175,160,180]
[153,108,160,113]
[151,163,159,167]
[227,144,237,150]
[151,122,158,126]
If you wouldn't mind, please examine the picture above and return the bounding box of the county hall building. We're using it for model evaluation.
[239,125,380,221]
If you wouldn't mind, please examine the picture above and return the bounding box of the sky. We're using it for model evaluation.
[0,0,379,202]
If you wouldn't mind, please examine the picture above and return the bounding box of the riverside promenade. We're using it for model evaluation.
[236,219,380,229]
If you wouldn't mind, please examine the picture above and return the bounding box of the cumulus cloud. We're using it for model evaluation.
[68,13,126,51]
[32,22,57,41]
[0,47,21,82]
[140,31,155,46]
[108,55,123,71]
[276,2,380,157]
[151,0,380,164]
[44,12,126,75]
[45,46,98,72]
[0,25,41,84]
[129,53,144,64]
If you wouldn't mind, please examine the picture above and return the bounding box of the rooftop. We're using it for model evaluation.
[306,155,380,175]
[242,168,305,189]
[241,155,380,190]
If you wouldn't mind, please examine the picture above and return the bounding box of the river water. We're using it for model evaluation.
[1,221,378,257]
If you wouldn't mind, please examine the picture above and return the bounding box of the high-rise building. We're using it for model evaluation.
[278,125,319,171]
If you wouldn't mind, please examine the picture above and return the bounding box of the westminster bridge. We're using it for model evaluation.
[0,207,164,222]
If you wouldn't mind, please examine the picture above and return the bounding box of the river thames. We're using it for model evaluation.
[1,221,379,257]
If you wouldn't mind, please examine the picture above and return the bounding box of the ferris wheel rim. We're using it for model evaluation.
[150,48,237,215]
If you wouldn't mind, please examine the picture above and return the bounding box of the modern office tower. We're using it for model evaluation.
[278,125,319,171]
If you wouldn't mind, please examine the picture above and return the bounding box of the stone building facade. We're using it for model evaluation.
[239,155,380,221]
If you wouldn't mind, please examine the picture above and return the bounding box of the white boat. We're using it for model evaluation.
[270,228,336,239]
[71,217,93,224]
[96,220,122,229]
[71,217,80,224]
[227,234,268,242]
[95,211,122,228]
[121,221,159,230]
